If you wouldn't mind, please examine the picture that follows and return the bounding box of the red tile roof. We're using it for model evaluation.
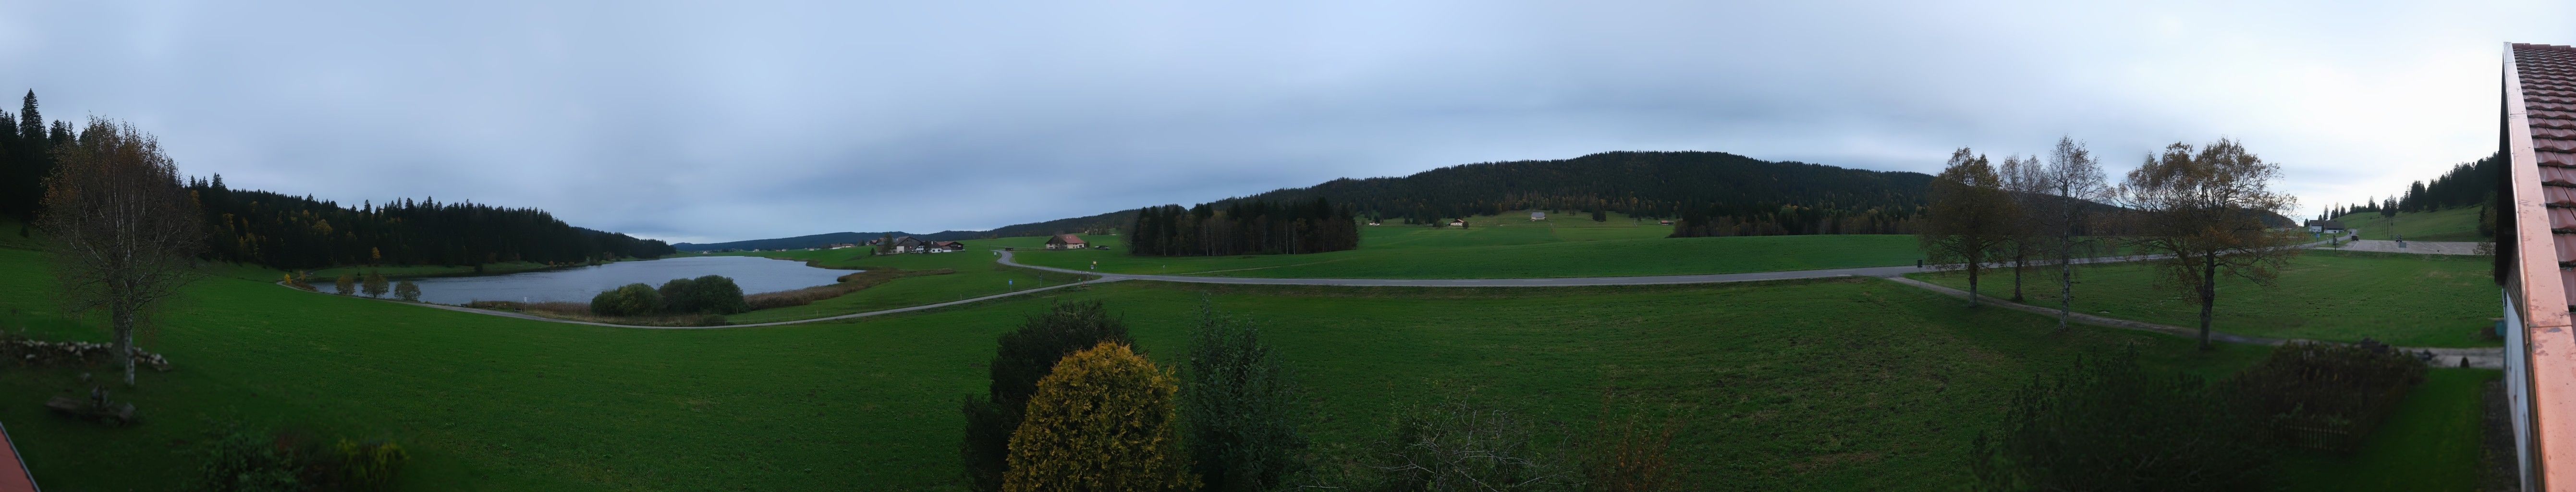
[1048,234,1086,245]
[0,421,34,492]
[2516,43,2576,310]
[2506,41,2576,491]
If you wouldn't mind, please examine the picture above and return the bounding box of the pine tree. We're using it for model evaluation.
[18,91,38,141]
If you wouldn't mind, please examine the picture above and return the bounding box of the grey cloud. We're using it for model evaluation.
[3,0,2560,242]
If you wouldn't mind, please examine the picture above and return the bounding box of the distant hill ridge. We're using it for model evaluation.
[707,150,1947,247]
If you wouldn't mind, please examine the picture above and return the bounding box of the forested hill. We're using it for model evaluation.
[189,177,675,270]
[1241,151,1931,229]
[845,150,1934,242]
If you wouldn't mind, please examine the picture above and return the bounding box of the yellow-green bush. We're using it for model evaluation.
[1002,342,1196,492]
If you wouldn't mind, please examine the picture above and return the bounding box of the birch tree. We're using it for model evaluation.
[2114,138,2301,349]
[38,118,203,385]
[1998,154,2048,302]
[2040,136,2108,332]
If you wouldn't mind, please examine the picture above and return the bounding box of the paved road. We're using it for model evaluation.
[2336,239,2487,256]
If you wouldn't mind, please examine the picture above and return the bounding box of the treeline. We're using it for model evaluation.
[6,89,674,270]
[1670,204,1921,237]
[1127,198,1359,256]
[0,91,73,229]
[2319,151,2502,220]
[189,178,674,270]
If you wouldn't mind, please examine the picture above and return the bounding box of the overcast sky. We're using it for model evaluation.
[1,1,2563,243]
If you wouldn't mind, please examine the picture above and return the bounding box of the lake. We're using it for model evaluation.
[404,256,852,305]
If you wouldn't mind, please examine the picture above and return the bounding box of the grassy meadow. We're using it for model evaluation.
[2333,206,2490,242]
[1908,249,2500,347]
[0,239,2499,491]
[1010,211,1929,279]
[694,246,1091,324]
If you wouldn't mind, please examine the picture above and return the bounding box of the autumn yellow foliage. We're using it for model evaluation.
[1002,342,1197,492]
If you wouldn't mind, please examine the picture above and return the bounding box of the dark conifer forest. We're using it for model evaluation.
[2,90,672,270]
[0,90,73,230]
[2316,152,2502,221]
[1127,198,1359,256]
[187,178,674,270]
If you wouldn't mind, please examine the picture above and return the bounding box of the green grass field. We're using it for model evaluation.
[0,238,2493,490]
[1907,250,2500,347]
[696,247,1091,324]
[2333,206,2490,242]
[1009,211,1929,279]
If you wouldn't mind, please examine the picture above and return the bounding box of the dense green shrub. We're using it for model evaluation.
[588,283,662,316]
[392,280,420,302]
[1969,349,2273,492]
[189,425,303,492]
[1181,303,1306,492]
[962,301,1135,492]
[658,275,750,315]
[2226,342,2427,452]
[361,271,390,298]
[1002,342,1195,492]
[189,423,411,492]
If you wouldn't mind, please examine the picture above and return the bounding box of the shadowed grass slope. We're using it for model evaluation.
[1908,249,2498,347]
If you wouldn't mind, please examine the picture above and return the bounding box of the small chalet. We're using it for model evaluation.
[928,240,965,252]
[889,236,923,253]
[1530,211,1546,221]
[1045,234,1088,250]
[1449,219,1466,227]
[2306,220,2347,234]
[1657,220,1673,225]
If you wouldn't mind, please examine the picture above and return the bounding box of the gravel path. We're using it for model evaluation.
[2333,239,2488,256]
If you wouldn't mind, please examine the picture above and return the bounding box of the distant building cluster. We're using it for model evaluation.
[867,236,967,254]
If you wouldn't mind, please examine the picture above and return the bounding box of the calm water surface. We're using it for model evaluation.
[406,256,850,305]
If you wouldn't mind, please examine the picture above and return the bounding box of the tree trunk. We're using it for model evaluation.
[2059,201,2077,333]
[115,307,136,386]
[2010,252,2026,302]
[1966,256,1981,308]
[2198,252,2219,350]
